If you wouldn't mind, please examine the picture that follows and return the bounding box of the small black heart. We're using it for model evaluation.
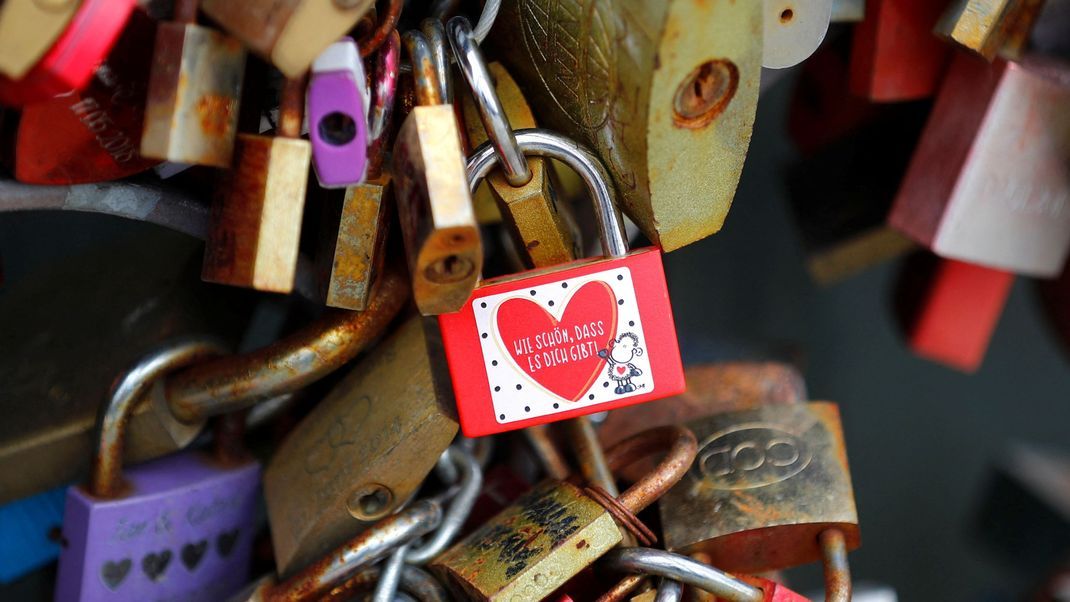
[216,528,240,558]
[100,558,131,590]
[181,540,208,571]
[141,549,172,582]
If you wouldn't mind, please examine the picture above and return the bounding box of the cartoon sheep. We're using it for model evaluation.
[598,332,644,394]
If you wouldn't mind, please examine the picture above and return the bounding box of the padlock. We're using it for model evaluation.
[452,21,578,268]
[763,0,834,69]
[491,0,762,252]
[199,0,373,78]
[439,129,685,437]
[202,77,312,293]
[598,548,812,602]
[308,36,369,188]
[936,0,1046,60]
[54,340,260,601]
[888,55,1070,276]
[263,317,459,576]
[893,251,1014,372]
[140,0,246,167]
[849,0,952,101]
[0,0,81,80]
[321,563,450,602]
[0,0,136,107]
[659,402,859,598]
[431,425,698,600]
[315,32,398,310]
[392,27,482,315]
[14,9,160,184]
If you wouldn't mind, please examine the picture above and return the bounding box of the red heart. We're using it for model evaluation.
[616,365,627,375]
[495,280,617,402]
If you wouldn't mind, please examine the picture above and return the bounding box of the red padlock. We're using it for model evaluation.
[439,130,685,437]
[849,0,952,101]
[0,0,137,107]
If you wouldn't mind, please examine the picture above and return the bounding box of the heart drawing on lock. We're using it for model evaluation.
[217,529,240,558]
[495,280,617,402]
[100,558,131,590]
[181,540,208,571]
[141,549,172,582]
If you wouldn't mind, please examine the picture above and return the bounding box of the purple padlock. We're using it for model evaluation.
[309,37,369,188]
[54,339,261,602]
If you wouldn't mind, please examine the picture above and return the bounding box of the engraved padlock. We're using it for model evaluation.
[54,340,260,601]
[439,128,685,437]
[392,24,482,315]
[309,36,370,188]
[431,425,697,600]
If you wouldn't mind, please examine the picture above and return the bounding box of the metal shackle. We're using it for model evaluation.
[599,548,764,602]
[421,18,452,104]
[402,29,443,106]
[604,425,698,514]
[326,563,449,602]
[366,30,400,179]
[466,128,628,258]
[91,338,227,498]
[448,15,530,186]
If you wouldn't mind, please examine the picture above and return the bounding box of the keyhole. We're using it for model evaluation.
[347,483,394,520]
[672,59,740,129]
[425,254,475,284]
[318,111,357,146]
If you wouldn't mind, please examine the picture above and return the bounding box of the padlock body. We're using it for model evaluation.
[202,134,311,293]
[762,0,833,69]
[54,452,259,601]
[936,0,1044,59]
[141,22,246,167]
[849,0,950,101]
[0,0,81,79]
[660,402,860,572]
[200,0,374,78]
[309,69,369,187]
[317,176,391,310]
[432,480,622,601]
[439,247,684,437]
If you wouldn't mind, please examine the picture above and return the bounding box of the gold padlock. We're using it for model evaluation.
[202,77,311,293]
[263,317,459,576]
[491,0,762,252]
[392,25,482,315]
[0,0,81,79]
[200,0,374,78]
[431,425,697,600]
[936,0,1046,60]
[140,0,246,167]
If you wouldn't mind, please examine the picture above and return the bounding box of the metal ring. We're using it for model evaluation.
[466,129,628,258]
[654,579,684,602]
[599,548,764,602]
[406,446,484,564]
[449,16,530,186]
[91,338,227,498]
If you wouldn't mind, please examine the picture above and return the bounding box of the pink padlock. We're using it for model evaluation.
[308,37,370,188]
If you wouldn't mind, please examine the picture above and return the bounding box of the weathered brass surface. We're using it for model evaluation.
[392,104,481,315]
[660,402,861,573]
[317,175,392,310]
[264,318,459,576]
[141,22,246,167]
[202,134,311,293]
[431,480,623,601]
[200,0,374,77]
[0,232,247,503]
[492,0,762,252]
[0,0,80,79]
[461,62,578,266]
[936,0,1044,60]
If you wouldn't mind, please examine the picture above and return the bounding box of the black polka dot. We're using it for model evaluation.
[481,333,488,339]
[553,403,560,409]
[494,386,501,392]
[617,299,624,305]
[499,414,505,420]
[603,382,609,388]
[561,282,568,288]
[588,394,595,400]
[629,321,635,327]
[548,300,555,307]
[480,302,487,308]
[492,360,498,366]
[516,384,522,390]
[524,406,531,412]
[529,290,536,296]
[617,274,623,281]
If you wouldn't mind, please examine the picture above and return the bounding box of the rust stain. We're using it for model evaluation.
[196,94,236,136]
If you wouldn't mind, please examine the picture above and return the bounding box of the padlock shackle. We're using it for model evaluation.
[467,129,629,258]
[402,30,443,106]
[820,528,853,602]
[405,445,484,564]
[367,30,400,180]
[355,0,403,58]
[319,562,449,602]
[278,77,305,139]
[598,548,764,602]
[90,338,227,498]
[653,578,684,602]
[448,16,532,187]
[173,0,198,24]
[421,19,452,105]
[603,425,697,514]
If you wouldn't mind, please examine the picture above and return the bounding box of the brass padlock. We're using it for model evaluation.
[455,48,578,267]
[936,0,1045,60]
[200,0,374,78]
[431,425,697,601]
[263,317,459,576]
[202,77,311,293]
[491,0,762,252]
[0,0,81,80]
[141,0,246,167]
[392,26,482,315]
[659,402,860,597]
[316,31,399,310]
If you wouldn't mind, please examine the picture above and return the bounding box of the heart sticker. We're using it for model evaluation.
[216,529,240,558]
[181,540,208,571]
[141,549,172,582]
[495,280,617,401]
[100,558,131,590]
